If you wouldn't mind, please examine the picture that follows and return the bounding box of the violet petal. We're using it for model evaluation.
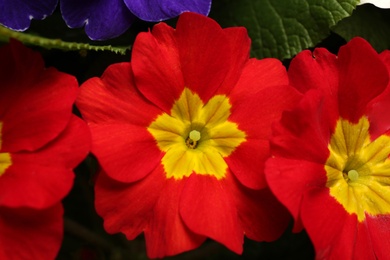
[124,0,212,21]
[0,0,58,31]
[60,0,135,40]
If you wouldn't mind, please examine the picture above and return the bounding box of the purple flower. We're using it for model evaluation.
[0,0,58,31]
[0,0,212,40]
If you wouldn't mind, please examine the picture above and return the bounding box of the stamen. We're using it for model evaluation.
[348,169,359,182]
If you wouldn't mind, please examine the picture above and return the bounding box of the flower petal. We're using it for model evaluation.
[60,0,135,40]
[288,46,339,128]
[301,189,376,259]
[77,62,161,126]
[365,215,390,259]
[145,176,206,258]
[132,13,250,110]
[206,121,246,157]
[228,58,298,139]
[0,0,57,30]
[271,90,331,164]
[337,37,389,122]
[301,189,353,258]
[366,50,390,139]
[227,59,301,189]
[180,174,243,254]
[17,116,90,169]
[95,167,165,240]
[288,47,339,95]
[265,158,328,232]
[225,140,269,189]
[0,116,89,209]
[0,40,78,153]
[124,0,211,21]
[132,22,184,113]
[225,140,270,189]
[175,13,234,102]
[214,27,251,95]
[0,204,63,260]
[89,123,163,183]
[226,173,290,242]
[380,50,390,71]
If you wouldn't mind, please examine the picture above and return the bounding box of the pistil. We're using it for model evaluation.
[347,169,359,182]
[186,130,201,149]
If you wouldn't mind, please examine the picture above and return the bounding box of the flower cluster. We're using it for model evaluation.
[0,0,211,40]
[0,40,90,259]
[1,6,390,260]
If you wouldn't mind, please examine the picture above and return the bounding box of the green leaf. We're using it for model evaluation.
[0,26,130,55]
[332,4,390,52]
[210,0,359,59]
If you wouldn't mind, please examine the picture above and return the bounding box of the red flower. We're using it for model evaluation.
[76,13,299,258]
[0,40,90,259]
[265,37,390,259]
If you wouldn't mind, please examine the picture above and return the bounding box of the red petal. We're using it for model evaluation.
[352,221,376,260]
[214,27,251,95]
[0,116,88,209]
[265,158,327,232]
[15,116,90,168]
[366,215,390,259]
[227,59,301,189]
[0,163,72,210]
[76,62,161,126]
[225,140,269,189]
[288,47,339,95]
[145,177,205,258]
[366,51,390,139]
[180,174,243,254]
[367,91,390,140]
[236,58,289,89]
[301,189,376,259]
[95,167,165,240]
[288,48,339,146]
[271,90,331,163]
[131,22,184,113]
[0,40,44,89]
[0,41,78,152]
[225,172,290,242]
[229,59,299,139]
[0,204,63,260]
[337,37,389,122]
[380,50,390,71]
[175,13,233,102]
[77,62,163,183]
[89,123,163,183]
[288,47,339,130]
[0,162,74,209]
[301,189,353,259]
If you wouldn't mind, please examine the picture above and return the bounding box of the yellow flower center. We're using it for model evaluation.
[0,122,12,177]
[148,88,246,180]
[325,116,390,222]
